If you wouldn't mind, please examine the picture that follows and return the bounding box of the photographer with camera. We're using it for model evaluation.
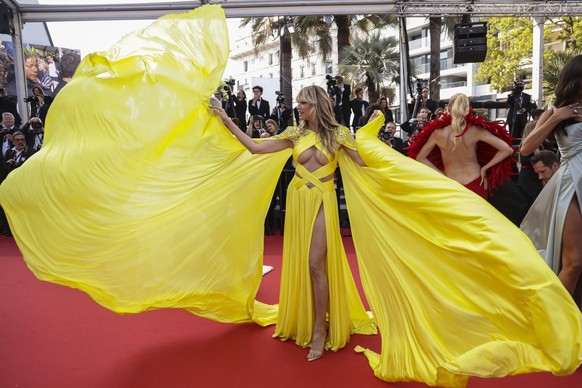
[245,114,267,138]
[379,121,405,155]
[270,91,292,132]
[24,86,45,118]
[400,107,431,137]
[326,75,351,127]
[232,89,247,131]
[507,81,536,139]
[1,112,19,161]
[222,82,237,120]
[350,87,369,131]
[248,85,270,119]
[23,117,45,152]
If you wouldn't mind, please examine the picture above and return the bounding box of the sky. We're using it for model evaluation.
[47,17,246,76]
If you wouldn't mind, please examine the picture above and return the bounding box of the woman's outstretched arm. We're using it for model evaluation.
[210,106,292,154]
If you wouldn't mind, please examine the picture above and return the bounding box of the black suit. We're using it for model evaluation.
[248,98,270,119]
[233,98,247,130]
[350,98,369,129]
[334,85,351,126]
[390,137,406,155]
[271,104,292,130]
[507,91,535,139]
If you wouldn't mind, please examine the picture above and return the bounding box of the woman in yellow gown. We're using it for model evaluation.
[0,4,580,386]
[211,85,377,361]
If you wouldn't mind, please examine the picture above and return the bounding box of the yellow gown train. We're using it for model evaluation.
[341,115,582,386]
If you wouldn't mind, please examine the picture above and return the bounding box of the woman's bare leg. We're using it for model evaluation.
[307,204,328,361]
[559,195,582,295]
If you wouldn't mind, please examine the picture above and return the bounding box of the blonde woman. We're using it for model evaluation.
[410,93,513,198]
[211,85,376,361]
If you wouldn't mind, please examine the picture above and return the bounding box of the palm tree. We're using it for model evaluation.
[339,32,400,102]
[240,14,398,104]
[240,17,297,107]
[428,17,442,101]
[428,17,459,101]
[293,14,398,71]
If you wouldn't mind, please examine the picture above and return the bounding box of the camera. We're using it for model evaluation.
[512,81,524,95]
[415,79,426,99]
[380,131,392,140]
[24,96,38,103]
[225,78,235,87]
[275,90,285,104]
[31,121,43,129]
[325,74,340,97]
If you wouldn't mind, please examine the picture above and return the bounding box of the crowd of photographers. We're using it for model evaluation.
[0,109,45,236]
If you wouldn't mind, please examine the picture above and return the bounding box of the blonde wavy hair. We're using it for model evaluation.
[296,85,341,156]
[448,93,470,147]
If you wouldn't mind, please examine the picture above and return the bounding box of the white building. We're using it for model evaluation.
[226,16,538,124]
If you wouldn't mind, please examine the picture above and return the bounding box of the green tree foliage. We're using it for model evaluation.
[475,18,533,92]
[546,17,582,49]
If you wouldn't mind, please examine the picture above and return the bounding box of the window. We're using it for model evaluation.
[268,53,273,65]
[300,65,305,78]
[325,61,333,75]
[243,61,248,72]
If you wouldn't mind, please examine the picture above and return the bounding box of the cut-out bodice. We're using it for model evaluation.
[272,126,356,190]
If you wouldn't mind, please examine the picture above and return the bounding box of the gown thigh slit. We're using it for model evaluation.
[273,161,376,351]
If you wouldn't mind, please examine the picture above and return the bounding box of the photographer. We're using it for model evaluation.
[507,81,536,139]
[23,117,45,152]
[326,75,351,126]
[24,86,45,118]
[379,121,405,155]
[1,113,19,161]
[400,107,431,137]
[222,83,237,120]
[245,115,266,138]
[233,89,247,131]
[350,87,369,130]
[270,91,292,131]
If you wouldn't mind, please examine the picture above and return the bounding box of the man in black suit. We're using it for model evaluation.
[415,87,439,118]
[507,81,536,139]
[248,85,270,119]
[1,112,19,161]
[270,96,292,131]
[379,121,406,155]
[23,117,45,152]
[1,131,35,236]
[333,75,351,127]
[350,87,369,130]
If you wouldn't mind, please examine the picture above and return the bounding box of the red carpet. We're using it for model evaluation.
[1,234,580,388]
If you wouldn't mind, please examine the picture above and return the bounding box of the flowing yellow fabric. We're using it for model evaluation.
[271,127,376,350]
[0,5,291,325]
[341,114,582,386]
